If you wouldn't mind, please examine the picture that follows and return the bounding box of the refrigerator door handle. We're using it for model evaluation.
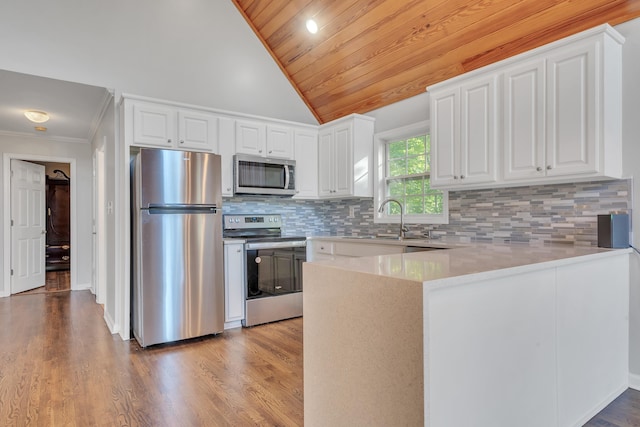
[148,204,219,213]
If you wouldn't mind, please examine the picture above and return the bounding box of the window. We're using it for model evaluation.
[375,121,448,224]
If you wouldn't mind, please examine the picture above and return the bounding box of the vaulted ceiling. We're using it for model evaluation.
[233,0,640,124]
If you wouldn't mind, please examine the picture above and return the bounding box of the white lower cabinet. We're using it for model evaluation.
[224,241,245,328]
[427,253,629,427]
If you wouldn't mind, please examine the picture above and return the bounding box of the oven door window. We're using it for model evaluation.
[238,160,286,189]
[246,247,304,298]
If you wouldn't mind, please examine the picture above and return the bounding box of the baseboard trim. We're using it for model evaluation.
[573,383,628,427]
[224,320,243,330]
[629,373,640,391]
[103,309,118,335]
[72,282,92,291]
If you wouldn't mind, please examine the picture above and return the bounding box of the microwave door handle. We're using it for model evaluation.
[284,164,290,190]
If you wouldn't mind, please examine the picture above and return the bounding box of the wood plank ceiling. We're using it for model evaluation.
[233,0,640,124]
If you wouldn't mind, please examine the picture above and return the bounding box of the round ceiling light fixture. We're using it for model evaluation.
[24,110,50,123]
[306,19,318,34]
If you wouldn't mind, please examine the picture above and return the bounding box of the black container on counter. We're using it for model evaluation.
[597,213,629,248]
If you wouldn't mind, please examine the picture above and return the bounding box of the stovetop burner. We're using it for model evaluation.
[223,214,305,243]
[243,235,307,243]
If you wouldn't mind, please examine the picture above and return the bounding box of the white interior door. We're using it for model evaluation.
[11,159,46,294]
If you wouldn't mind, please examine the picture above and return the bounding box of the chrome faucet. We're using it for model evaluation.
[377,198,409,240]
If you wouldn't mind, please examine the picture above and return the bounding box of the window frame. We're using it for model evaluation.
[374,121,449,225]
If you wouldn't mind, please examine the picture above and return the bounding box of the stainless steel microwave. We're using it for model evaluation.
[233,154,296,196]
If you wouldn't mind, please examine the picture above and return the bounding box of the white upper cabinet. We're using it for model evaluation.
[127,100,217,152]
[267,125,294,159]
[293,129,319,199]
[218,117,235,197]
[503,58,545,181]
[235,119,294,159]
[429,24,624,190]
[430,88,458,185]
[545,40,597,177]
[317,115,374,198]
[132,102,176,148]
[431,74,497,188]
[235,119,266,156]
[178,110,218,151]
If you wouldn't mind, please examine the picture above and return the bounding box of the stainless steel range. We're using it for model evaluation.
[223,214,306,327]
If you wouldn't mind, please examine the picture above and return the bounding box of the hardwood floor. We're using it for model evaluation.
[0,291,302,426]
[0,290,638,426]
[15,270,71,296]
[585,389,640,426]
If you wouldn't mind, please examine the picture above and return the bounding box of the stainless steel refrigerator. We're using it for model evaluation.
[131,148,223,347]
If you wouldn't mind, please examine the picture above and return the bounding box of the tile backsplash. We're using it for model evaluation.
[223,179,631,246]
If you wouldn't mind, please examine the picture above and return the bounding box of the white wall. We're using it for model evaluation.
[0,135,94,295]
[617,17,640,378]
[366,92,430,133]
[91,98,118,332]
[0,0,317,125]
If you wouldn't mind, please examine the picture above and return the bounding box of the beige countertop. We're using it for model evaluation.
[307,240,631,288]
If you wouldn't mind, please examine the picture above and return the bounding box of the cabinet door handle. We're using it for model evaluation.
[167,139,172,143]
[236,248,241,253]
[259,149,263,153]
[546,165,552,170]
[179,140,184,144]
[453,176,459,180]
[226,187,231,191]
[536,167,542,172]
[460,175,465,179]
[269,150,272,154]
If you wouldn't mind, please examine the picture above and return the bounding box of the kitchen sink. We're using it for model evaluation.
[344,235,430,241]
[403,245,445,253]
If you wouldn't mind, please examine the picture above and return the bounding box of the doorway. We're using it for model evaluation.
[25,161,72,295]
[3,153,77,296]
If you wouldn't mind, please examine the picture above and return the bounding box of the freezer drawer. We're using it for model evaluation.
[132,209,223,347]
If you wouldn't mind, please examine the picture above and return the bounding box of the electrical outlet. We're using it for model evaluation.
[349,206,356,218]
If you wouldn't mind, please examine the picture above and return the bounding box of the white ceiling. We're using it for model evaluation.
[0,69,111,143]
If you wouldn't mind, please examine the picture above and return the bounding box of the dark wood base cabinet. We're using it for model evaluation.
[46,244,70,271]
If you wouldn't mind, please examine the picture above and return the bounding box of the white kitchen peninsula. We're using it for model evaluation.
[303,244,630,427]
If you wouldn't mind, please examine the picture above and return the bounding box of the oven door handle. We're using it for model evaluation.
[244,240,307,250]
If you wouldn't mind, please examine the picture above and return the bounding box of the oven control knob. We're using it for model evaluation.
[255,257,262,264]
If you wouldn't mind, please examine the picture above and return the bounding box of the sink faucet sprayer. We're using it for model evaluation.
[377,198,409,240]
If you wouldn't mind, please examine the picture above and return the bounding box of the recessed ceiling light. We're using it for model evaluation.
[34,126,47,132]
[306,19,318,34]
[24,110,50,123]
